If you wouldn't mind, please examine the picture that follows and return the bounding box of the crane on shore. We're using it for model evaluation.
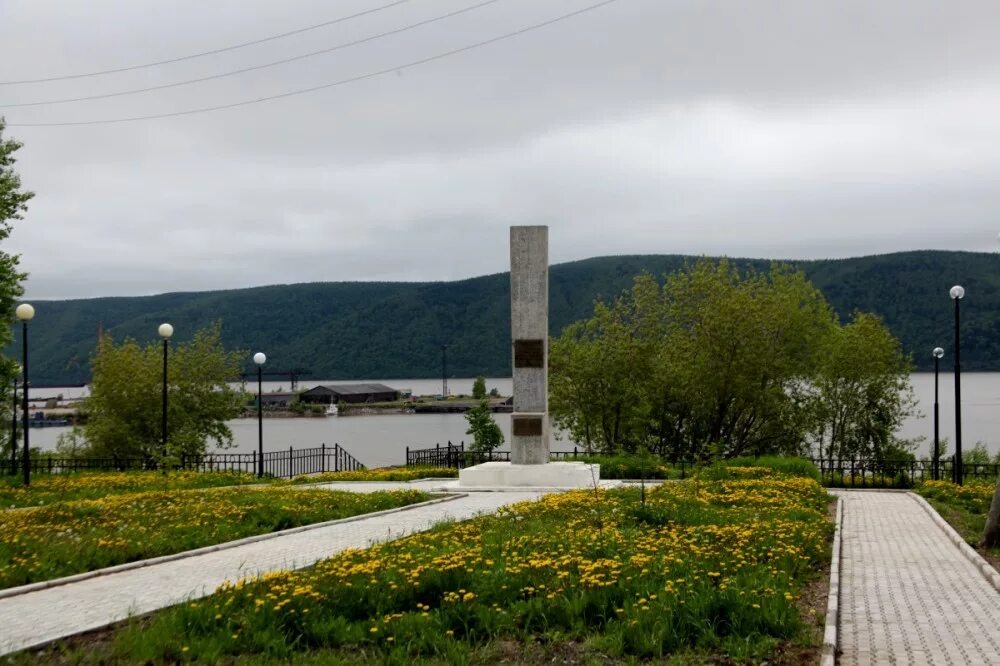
[239,368,311,392]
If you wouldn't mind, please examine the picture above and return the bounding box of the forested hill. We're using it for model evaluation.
[12,250,1000,385]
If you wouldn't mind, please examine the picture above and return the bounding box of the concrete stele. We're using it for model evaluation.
[510,225,549,465]
[458,226,599,489]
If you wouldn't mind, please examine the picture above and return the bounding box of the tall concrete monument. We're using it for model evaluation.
[510,225,550,465]
[458,226,599,488]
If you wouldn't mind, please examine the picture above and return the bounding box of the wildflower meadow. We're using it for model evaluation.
[77,467,833,663]
[0,486,430,590]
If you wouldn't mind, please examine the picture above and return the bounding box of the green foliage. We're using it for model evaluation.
[550,260,838,459]
[0,119,30,461]
[464,398,503,452]
[551,260,916,463]
[83,322,247,460]
[810,311,915,462]
[78,476,831,663]
[11,250,1000,386]
[0,470,269,508]
[471,375,487,400]
[708,456,821,481]
[0,487,429,589]
[964,442,994,466]
[564,453,680,479]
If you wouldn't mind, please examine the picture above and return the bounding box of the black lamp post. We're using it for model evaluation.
[441,344,448,397]
[15,304,34,486]
[253,352,266,477]
[932,347,944,481]
[9,369,17,476]
[158,323,173,462]
[949,285,964,485]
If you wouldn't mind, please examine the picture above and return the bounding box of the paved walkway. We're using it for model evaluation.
[836,491,1000,665]
[0,487,543,656]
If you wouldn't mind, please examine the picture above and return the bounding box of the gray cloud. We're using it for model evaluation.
[2,0,1000,299]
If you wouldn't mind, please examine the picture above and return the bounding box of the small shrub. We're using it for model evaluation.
[715,456,820,481]
[562,454,681,479]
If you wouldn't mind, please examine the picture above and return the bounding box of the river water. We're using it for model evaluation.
[24,374,1000,467]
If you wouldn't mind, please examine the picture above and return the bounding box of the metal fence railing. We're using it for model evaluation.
[815,458,999,488]
[405,441,582,468]
[404,445,1000,488]
[404,442,670,469]
[9,443,365,479]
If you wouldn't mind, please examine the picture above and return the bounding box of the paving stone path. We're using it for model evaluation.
[0,485,542,656]
[836,491,1000,665]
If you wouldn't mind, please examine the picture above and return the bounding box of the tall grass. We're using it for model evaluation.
[0,487,429,589]
[707,456,820,481]
[82,472,833,663]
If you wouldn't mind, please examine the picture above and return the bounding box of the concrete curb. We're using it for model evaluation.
[909,492,1000,592]
[820,496,843,666]
[0,493,463,601]
[294,477,458,486]
[825,487,912,493]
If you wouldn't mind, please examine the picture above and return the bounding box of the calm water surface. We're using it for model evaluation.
[26,374,1000,466]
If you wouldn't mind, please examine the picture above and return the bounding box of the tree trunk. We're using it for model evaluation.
[980,473,1000,549]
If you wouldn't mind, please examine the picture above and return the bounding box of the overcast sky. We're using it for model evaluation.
[3,0,1000,300]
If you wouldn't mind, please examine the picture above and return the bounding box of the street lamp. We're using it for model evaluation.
[949,285,964,485]
[932,347,944,480]
[253,352,266,477]
[9,364,18,476]
[158,323,173,462]
[15,304,33,486]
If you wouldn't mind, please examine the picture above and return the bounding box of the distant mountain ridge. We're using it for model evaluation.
[11,250,1000,385]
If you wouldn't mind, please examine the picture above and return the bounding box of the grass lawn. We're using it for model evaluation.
[0,467,459,509]
[0,470,270,508]
[0,486,430,590]
[40,467,834,664]
[291,467,458,483]
[915,479,1000,572]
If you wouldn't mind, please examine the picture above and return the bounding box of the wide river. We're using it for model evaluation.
[24,373,1000,467]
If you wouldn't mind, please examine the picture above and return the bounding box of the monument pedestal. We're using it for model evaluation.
[458,461,600,489]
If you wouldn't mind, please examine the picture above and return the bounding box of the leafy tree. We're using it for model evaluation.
[963,442,993,466]
[488,386,500,398]
[465,398,503,452]
[472,376,487,400]
[0,119,31,463]
[550,259,917,463]
[809,312,916,463]
[551,260,838,459]
[83,322,246,461]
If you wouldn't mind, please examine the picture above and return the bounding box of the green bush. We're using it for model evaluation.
[564,454,685,480]
[710,456,820,481]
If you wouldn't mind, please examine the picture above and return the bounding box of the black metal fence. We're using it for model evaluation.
[816,458,1000,488]
[406,441,583,469]
[9,443,364,479]
[405,442,627,469]
[405,444,1000,488]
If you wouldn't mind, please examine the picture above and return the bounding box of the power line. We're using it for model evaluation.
[0,0,412,85]
[6,0,623,128]
[0,0,503,108]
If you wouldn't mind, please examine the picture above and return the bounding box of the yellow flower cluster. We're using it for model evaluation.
[173,472,832,660]
[0,470,261,508]
[291,467,458,484]
[918,479,995,514]
[0,486,428,590]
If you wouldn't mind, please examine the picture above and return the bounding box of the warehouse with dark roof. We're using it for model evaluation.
[298,383,398,404]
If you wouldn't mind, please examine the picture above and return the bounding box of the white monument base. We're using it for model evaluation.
[458,461,600,489]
